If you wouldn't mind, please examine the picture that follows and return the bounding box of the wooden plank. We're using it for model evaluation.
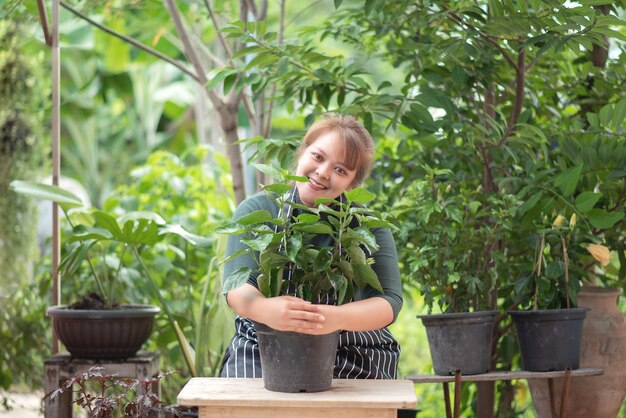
[199,406,395,418]
[406,368,603,383]
[178,378,417,410]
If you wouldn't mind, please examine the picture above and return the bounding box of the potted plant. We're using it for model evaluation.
[508,213,591,372]
[10,180,210,360]
[392,167,517,375]
[515,165,626,417]
[219,169,392,392]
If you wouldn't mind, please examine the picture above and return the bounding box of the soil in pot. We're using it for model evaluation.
[254,322,339,393]
[418,311,497,375]
[509,308,587,372]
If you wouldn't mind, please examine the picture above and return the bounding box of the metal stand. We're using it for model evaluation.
[407,367,602,418]
[44,350,160,418]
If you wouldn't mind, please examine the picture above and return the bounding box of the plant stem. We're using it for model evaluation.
[562,236,570,309]
[533,234,545,310]
[62,210,108,304]
[131,246,195,375]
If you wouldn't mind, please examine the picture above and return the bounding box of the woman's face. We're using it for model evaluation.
[295,131,357,207]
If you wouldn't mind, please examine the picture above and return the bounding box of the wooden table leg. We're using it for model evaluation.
[453,370,462,418]
[559,368,572,418]
[443,382,452,418]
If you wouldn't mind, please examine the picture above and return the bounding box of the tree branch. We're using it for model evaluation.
[262,0,285,138]
[500,48,526,145]
[444,7,518,69]
[36,0,52,46]
[203,0,234,59]
[59,1,200,83]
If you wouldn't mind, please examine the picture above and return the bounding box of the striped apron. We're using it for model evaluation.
[220,316,400,379]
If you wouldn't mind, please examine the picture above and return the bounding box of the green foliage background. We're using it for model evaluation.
[1,0,625,416]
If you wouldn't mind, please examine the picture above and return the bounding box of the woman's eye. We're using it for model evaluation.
[335,167,346,175]
[311,153,322,160]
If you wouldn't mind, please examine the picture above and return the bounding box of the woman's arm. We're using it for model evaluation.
[302,297,393,335]
[227,283,326,333]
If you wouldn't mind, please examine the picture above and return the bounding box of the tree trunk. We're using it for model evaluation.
[217,102,246,204]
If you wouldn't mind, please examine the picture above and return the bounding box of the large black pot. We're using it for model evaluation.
[508,308,587,372]
[47,305,160,359]
[254,322,339,393]
[418,311,497,375]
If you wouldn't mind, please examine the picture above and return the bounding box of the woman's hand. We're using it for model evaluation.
[253,296,326,333]
[226,285,325,333]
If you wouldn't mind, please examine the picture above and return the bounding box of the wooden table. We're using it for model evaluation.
[406,368,603,418]
[177,378,418,418]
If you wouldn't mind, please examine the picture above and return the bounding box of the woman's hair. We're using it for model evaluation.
[295,114,374,187]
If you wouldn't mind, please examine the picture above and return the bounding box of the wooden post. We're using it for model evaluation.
[51,0,61,353]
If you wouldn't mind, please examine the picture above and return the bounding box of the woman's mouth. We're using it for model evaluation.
[308,177,328,190]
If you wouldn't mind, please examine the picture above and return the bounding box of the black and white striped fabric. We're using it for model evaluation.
[220,316,400,379]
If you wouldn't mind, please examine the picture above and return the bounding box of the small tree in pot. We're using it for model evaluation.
[393,166,518,375]
[219,169,392,392]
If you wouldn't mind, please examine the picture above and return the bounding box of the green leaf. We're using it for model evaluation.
[295,214,320,224]
[535,275,551,292]
[270,268,284,297]
[574,192,601,213]
[338,260,353,280]
[347,245,366,264]
[10,180,84,207]
[514,273,532,295]
[92,211,124,240]
[345,188,376,204]
[118,211,165,225]
[353,264,383,293]
[284,173,309,183]
[287,233,303,262]
[223,73,238,95]
[263,183,293,195]
[553,164,584,197]
[334,0,343,9]
[587,208,625,229]
[257,274,270,297]
[292,222,334,235]
[468,201,481,215]
[242,234,273,252]
[611,98,626,130]
[545,261,565,280]
[346,227,379,253]
[159,224,212,247]
[518,191,543,217]
[222,267,251,293]
[205,68,237,90]
[252,163,284,181]
[245,52,279,72]
[235,210,273,226]
[328,272,348,304]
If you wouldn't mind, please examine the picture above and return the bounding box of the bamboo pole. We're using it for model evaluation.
[51,0,61,353]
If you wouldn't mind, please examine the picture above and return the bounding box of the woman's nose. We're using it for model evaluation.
[316,163,331,179]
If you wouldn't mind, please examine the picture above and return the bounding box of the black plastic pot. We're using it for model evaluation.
[254,322,339,393]
[418,311,497,375]
[47,305,160,359]
[508,308,587,372]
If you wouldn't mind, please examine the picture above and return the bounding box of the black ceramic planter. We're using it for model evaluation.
[47,305,160,359]
[418,311,497,375]
[254,322,339,393]
[508,308,587,372]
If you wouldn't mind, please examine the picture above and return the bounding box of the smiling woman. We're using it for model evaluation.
[219,114,403,386]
